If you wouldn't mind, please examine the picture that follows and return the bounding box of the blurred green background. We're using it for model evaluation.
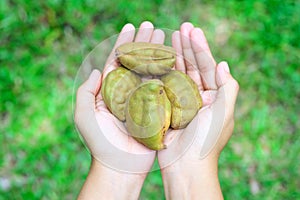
[1,0,299,199]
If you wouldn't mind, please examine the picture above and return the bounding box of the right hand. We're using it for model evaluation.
[158,22,239,170]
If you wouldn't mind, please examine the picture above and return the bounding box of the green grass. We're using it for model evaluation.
[1,0,299,199]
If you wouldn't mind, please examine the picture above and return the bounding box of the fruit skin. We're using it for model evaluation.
[101,67,142,121]
[116,42,176,75]
[161,70,202,129]
[125,79,171,150]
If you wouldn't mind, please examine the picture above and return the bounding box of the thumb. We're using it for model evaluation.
[213,61,239,119]
[198,62,239,158]
[75,69,102,122]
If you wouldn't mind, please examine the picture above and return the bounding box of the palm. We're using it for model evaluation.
[92,22,168,172]
[158,23,222,168]
[94,102,152,154]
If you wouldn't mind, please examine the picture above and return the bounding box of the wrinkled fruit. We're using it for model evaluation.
[116,42,176,75]
[101,67,142,121]
[161,70,202,129]
[101,42,203,150]
[125,79,171,150]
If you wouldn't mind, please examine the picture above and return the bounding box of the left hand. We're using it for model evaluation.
[75,21,165,174]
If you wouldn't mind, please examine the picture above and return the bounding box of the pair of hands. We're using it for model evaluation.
[75,21,239,199]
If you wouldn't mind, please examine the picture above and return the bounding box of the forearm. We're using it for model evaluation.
[78,158,147,200]
[161,156,223,200]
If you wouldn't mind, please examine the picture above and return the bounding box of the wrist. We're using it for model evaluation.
[161,154,223,200]
[78,158,147,200]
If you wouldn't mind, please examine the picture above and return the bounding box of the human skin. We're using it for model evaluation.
[75,21,239,200]
[157,22,239,200]
[75,21,165,199]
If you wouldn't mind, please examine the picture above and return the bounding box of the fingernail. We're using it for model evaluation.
[140,21,154,28]
[90,69,100,76]
[222,61,230,73]
[122,23,135,32]
[89,69,101,81]
[216,62,231,86]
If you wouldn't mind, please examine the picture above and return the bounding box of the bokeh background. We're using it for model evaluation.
[1,0,299,199]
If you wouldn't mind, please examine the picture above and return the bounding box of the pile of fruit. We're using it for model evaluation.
[101,42,202,150]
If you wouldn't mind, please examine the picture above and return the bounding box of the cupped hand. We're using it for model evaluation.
[158,22,239,168]
[75,21,166,174]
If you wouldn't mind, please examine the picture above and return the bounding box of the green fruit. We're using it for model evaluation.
[125,79,171,150]
[116,42,176,75]
[161,70,202,129]
[101,67,142,121]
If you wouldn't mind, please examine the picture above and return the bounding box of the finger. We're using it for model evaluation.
[74,71,119,164]
[191,28,215,59]
[191,28,217,90]
[134,21,154,42]
[95,89,106,111]
[112,23,136,52]
[149,29,165,80]
[198,62,239,158]
[75,69,102,122]
[74,70,106,157]
[103,23,135,79]
[213,61,239,120]
[180,22,203,91]
[150,29,165,44]
[172,31,185,73]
